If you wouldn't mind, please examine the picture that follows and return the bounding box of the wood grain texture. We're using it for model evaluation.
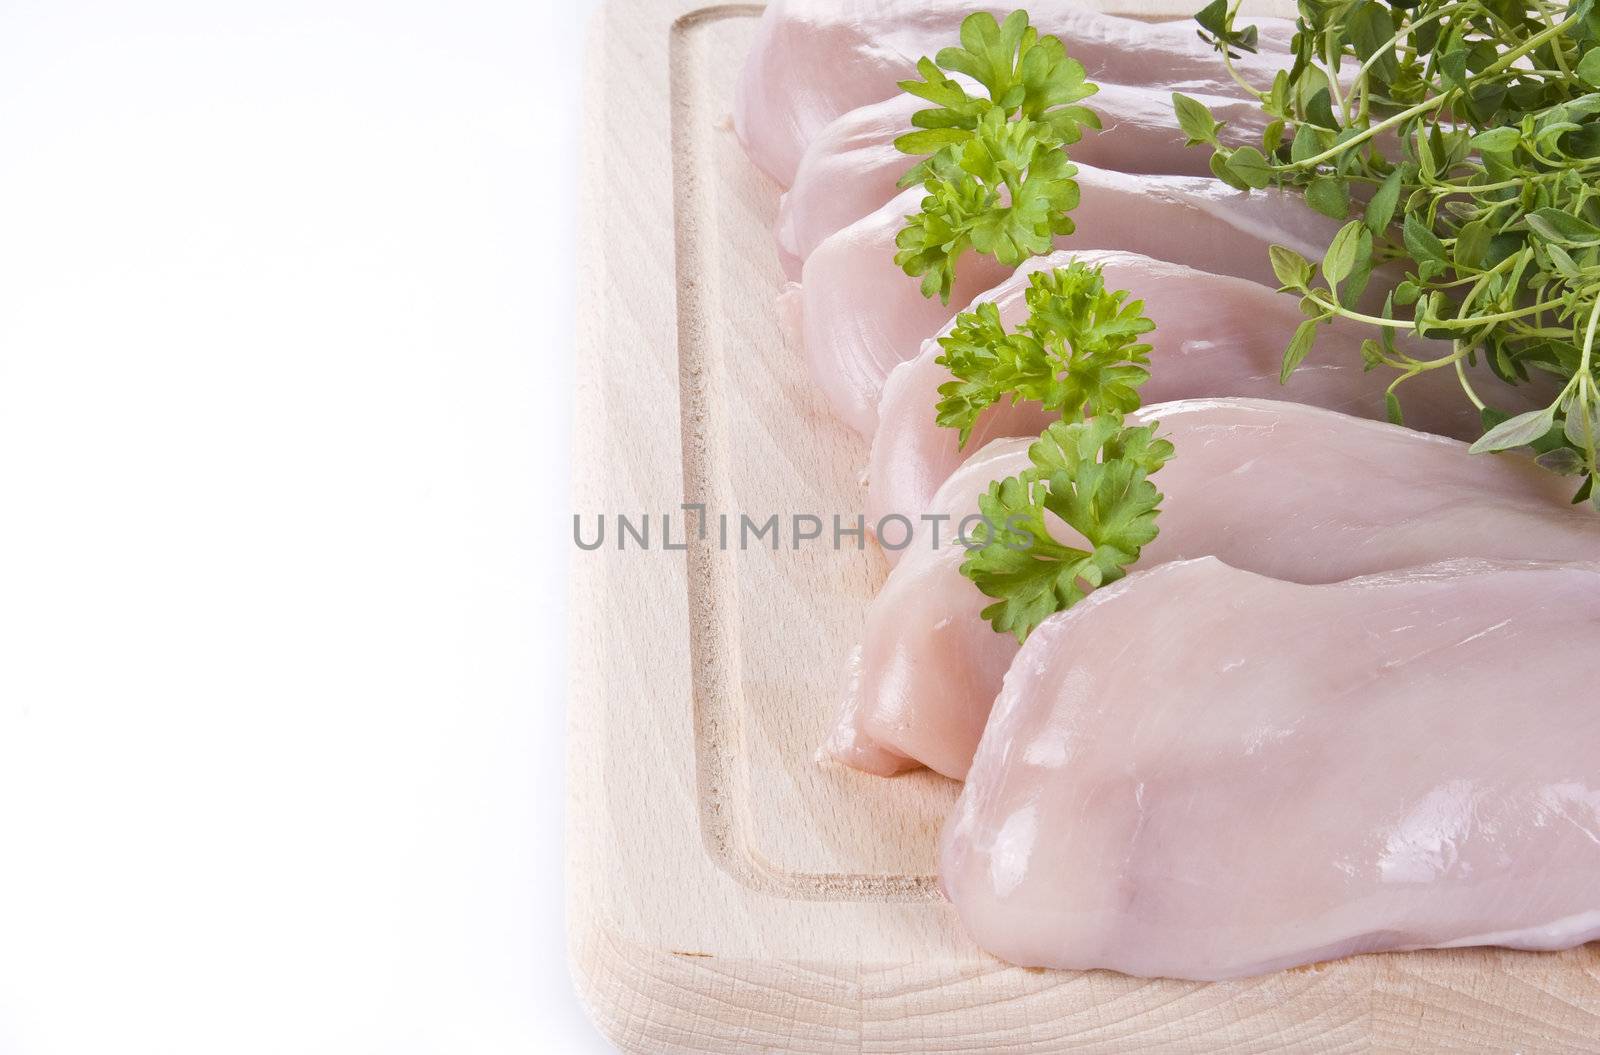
[567,2,1600,1050]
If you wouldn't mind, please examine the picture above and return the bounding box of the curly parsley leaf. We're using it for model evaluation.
[961,415,1174,642]
[892,11,1099,301]
[895,59,995,169]
[895,110,1080,303]
[934,261,1156,446]
[895,11,1100,186]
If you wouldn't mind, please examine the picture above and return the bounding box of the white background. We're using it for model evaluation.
[0,0,613,1051]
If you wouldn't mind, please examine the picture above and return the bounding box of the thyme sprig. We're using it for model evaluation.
[1180,0,1600,501]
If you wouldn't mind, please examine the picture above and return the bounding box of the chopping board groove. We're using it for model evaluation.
[569,1,1600,1050]
[670,0,945,903]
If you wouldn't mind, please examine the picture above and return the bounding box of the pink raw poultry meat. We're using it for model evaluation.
[866,250,1552,535]
[943,556,1600,980]
[827,398,1600,780]
[775,86,1271,279]
[797,167,1364,436]
[735,0,1295,186]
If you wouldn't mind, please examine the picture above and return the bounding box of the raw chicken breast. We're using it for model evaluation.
[800,168,1362,435]
[943,556,1600,980]
[830,398,1600,780]
[736,0,1295,186]
[867,250,1551,532]
[827,438,1033,779]
[777,86,1270,278]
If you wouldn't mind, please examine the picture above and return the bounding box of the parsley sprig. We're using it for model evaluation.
[1177,0,1600,502]
[895,14,1168,642]
[927,262,1171,641]
[962,415,1174,642]
[934,262,1156,446]
[894,11,1100,303]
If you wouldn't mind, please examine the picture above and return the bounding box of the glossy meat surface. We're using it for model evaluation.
[866,250,1550,531]
[943,557,1600,980]
[800,168,1360,435]
[776,86,1270,278]
[735,0,1294,186]
[830,398,1600,779]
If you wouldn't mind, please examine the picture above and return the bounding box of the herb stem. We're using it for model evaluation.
[1301,291,1571,331]
[1580,292,1600,379]
[1324,36,1349,125]
[1454,353,1487,411]
[1290,11,1581,172]
[1292,96,1447,170]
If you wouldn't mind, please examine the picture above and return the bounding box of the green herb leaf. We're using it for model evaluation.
[895,12,1099,178]
[1180,0,1600,490]
[1468,126,1521,156]
[1209,149,1251,190]
[940,11,1036,103]
[1578,48,1600,89]
[1470,406,1558,453]
[1193,0,1260,58]
[1454,218,1491,269]
[1172,92,1221,145]
[1525,208,1600,244]
[1194,0,1229,38]
[1224,145,1274,189]
[1563,391,1600,452]
[894,12,1100,300]
[1263,118,1287,154]
[1363,168,1404,235]
[1322,220,1367,292]
[1280,317,1322,383]
[1290,122,1322,164]
[895,111,1081,303]
[1269,244,1314,289]
[961,415,1174,641]
[1346,1,1399,83]
[934,262,1156,446]
[1538,447,1588,476]
[894,128,976,156]
[1402,213,1448,264]
[1304,87,1339,131]
[1304,177,1350,219]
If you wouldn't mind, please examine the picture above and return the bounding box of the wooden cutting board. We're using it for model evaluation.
[566,2,1600,1050]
